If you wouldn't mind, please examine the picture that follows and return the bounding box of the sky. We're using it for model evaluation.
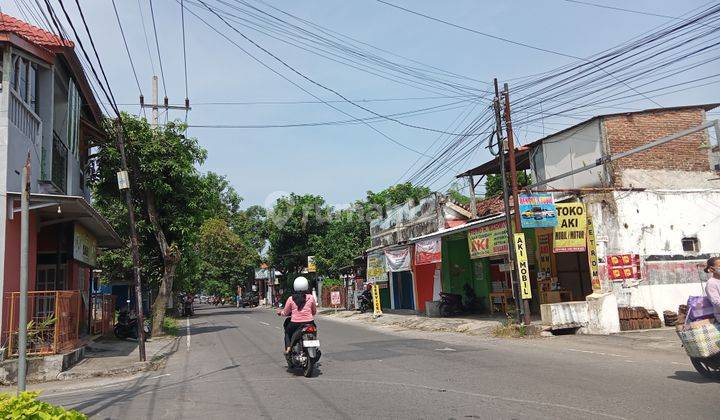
[4,0,719,209]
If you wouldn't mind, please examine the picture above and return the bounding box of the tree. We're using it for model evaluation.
[93,114,210,335]
[197,218,258,296]
[485,171,532,198]
[309,208,367,277]
[446,182,470,206]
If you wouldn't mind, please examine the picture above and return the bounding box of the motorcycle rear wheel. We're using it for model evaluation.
[691,357,720,380]
[303,353,315,378]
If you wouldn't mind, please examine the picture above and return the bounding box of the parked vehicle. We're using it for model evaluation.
[357,289,372,313]
[114,309,151,340]
[240,292,259,308]
[282,317,321,377]
[181,294,194,317]
[438,292,463,316]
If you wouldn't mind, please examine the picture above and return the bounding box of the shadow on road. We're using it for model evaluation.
[668,370,718,384]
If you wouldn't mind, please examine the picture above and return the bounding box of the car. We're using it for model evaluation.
[522,206,555,220]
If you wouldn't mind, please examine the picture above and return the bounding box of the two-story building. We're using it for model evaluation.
[458,103,720,332]
[0,14,120,355]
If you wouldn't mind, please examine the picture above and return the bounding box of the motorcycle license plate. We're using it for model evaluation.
[303,340,320,348]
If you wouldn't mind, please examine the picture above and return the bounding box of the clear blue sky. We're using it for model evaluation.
[5,1,718,208]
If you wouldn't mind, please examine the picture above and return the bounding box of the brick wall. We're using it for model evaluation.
[603,108,710,180]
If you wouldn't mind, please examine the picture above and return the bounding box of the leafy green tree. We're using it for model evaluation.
[484,171,532,198]
[309,209,367,277]
[197,218,258,296]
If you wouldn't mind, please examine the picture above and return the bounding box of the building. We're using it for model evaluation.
[458,104,720,332]
[0,14,121,354]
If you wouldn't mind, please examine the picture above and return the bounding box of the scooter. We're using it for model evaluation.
[282,317,321,377]
[438,292,463,316]
[690,354,720,379]
[181,296,194,317]
[357,290,372,313]
[114,310,151,340]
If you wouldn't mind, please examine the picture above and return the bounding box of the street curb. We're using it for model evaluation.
[320,311,503,337]
[56,336,180,382]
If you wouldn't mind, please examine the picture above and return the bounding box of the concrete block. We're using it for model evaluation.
[540,301,589,330]
[586,292,621,335]
[425,301,440,317]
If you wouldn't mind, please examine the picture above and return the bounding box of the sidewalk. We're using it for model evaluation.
[56,335,179,381]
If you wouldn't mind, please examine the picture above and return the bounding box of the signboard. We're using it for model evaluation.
[254,268,270,280]
[468,221,509,259]
[414,238,441,265]
[607,254,641,281]
[513,233,532,299]
[518,193,557,228]
[330,291,341,306]
[384,247,411,272]
[307,256,316,273]
[553,203,587,253]
[535,229,553,276]
[587,215,601,291]
[367,252,387,283]
[73,224,97,266]
[372,284,383,316]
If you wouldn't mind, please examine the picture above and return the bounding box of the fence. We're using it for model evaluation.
[3,291,82,356]
[91,294,116,336]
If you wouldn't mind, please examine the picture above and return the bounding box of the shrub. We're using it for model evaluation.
[0,391,86,419]
[162,317,180,336]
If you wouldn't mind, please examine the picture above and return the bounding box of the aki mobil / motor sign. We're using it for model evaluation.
[553,203,587,253]
[518,193,557,228]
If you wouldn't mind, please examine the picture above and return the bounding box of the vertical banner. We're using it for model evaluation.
[372,284,383,316]
[553,203,587,253]
[367,252,387,283]
[587,215,601,292]
[513,233,532,299]
[535,229,553,276]
[307,256,317,273]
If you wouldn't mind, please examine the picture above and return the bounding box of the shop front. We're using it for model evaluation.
[441,232,490,312]
[412,238,441,313]
[385,247,415,311]
[366,251,391,309]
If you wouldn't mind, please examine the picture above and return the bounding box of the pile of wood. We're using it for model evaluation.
[618,306,662,331]
[663,310,678,326]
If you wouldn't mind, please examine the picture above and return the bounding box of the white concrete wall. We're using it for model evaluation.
[612,281,706,320]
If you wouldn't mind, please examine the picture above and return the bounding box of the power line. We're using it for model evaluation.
[560,0,679,19]
[180,0,189,101]
[149,0,168,98]
[137,0,157,75]
[111,0,143,96]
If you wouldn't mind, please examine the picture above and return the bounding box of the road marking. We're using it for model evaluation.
[186,317,191,351]
[260,321,270,326]
[435,347,456,352]
[150,374,171,379]
[567,348,628,358]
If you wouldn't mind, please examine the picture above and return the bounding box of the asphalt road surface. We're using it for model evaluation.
[43,305,718,419]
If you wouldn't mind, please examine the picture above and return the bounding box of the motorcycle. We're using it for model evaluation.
[357,290,372,313]
[282,317,321,377]
[114,309,151,340]
[181,295,194,317]
[438,292,463,317]
[690,354,720,379]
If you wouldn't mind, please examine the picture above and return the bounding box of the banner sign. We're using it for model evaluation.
[254,268,269,280]
[330,291,341,306]
[607,254,641,281]
[468,221,509,259]
[73,224,97,266]
[535,229,553,276]
[367,252,387,283]
[414,238,441,265]
[514,233,532,299]
[372,284,383,316]
[553,203,587,253]
[587,215,601,291]
[307,256,317,273]
[519,193,557,228]
[385,247,411,272]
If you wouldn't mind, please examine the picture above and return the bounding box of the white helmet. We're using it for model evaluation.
[293,276,309,292]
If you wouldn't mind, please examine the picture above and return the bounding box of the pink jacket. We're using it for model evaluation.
[281,294,316,323]
[706,277,720,322]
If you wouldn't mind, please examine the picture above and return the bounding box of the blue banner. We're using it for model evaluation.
[518,193,557,228]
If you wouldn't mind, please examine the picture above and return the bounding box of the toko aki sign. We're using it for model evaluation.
[553,203,587,253]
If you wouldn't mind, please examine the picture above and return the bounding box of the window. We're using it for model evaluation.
[682,237,699,253]
[67,79,81,158]
[52,134,68,192]
[10,55,38,111]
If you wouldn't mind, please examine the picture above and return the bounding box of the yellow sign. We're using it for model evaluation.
[307,256,316,273]
[587,215,601,291]
[553,203,587,253]
[372,284,383,316]
[535,228,553,276]
[513,233,532,299]
[468,221,510,259]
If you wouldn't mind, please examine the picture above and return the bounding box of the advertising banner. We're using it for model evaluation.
[535,228,553,276]
[587,215,601,291]
[553,203,587,253]
[385,247,411,272]
[307,256,317,273]
[514,233,532,299]
[330,291,341,306]
[414,238,441,265]
[73,224,97,266]
[468,221,509,259]
[607,254,641,281]
[367,252,387,283]
[519,193,558,228]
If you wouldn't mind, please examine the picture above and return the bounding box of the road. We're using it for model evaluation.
[42,305,718,419]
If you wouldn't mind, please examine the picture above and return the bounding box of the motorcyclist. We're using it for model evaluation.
[278,276,317,354]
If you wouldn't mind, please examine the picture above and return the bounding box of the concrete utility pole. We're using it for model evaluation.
[493,79,522,325]
[17,154,30,393]
[140,76,191,127]
[115,121,147,362]
[467,175,478,218]
[503,83,532,327]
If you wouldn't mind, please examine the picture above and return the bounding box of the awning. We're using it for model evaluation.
[8,192,122,248]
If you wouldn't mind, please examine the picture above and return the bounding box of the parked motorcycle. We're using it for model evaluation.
[181,295,194,317]
[282,317,321,377]
[357,290,372,313]
[114,309,151,340]
[438,292,463,316]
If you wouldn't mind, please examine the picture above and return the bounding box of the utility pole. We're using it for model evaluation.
[17,154,30,393]
[467,175,478,218]
[493,79,521,324]
[503,83,532,326]
[115,120,146,362]
[140,76,191,127]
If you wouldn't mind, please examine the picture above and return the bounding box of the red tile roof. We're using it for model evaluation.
[0,12,73,48]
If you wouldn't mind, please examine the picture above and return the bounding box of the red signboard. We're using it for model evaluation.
[414,238,441,265]
[607,254,641,281]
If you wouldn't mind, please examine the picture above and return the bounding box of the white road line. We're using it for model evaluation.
[260,321,270,326]
[567,348,628,358]
[186,317,191,351]
[150,374,171,379]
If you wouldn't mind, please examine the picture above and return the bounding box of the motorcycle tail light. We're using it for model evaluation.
[304,326,316,333]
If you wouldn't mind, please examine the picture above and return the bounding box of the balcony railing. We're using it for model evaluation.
[3,291,82,356]
[9,90,41,149]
